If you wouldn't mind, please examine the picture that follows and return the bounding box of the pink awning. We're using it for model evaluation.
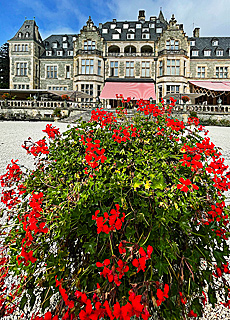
[100,82,156,100]
[189,81,230,91]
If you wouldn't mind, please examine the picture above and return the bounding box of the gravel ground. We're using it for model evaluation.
[0,122,230,319]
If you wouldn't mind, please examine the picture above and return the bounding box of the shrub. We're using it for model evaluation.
[0,99,230,320]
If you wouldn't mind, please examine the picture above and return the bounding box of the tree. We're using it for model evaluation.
[0,42,9,89]
[0,100,230,319]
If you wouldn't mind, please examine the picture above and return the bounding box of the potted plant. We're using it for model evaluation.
[181,95,190,103]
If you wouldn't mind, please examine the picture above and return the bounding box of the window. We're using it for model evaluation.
[142,34,150,39]
[25,44,28,52]
[18,33,22,38]
[46,51,52,56]
[98,60,101,75]
[81,84,93,102]
[63,42,68,48]
[97,85,101,97]
[127,34,134,39]
[102,29,108,33]
[126,61,134,77]
[141,61,150,77]
[166,40,179,50]
[149,23,155,28]
[192,50,199,56]
[190,40,196,46]
[63,36,67,41]
[159,60,163,76]
[14,44,19,51]
[52,42,57,48]
[216,66,228,78]
[204,50,211,56]
[184,61,186,76]
[57,51,63,56]
[136,24,142,28]
[110,61,118,76]
[111,24,116,29]
[68,50,73,56]
[14,84,17,89]
[66,65,70,78]
[123,23,129,29]
[16,62,27,76]
[21,44,24,52]
[81,59,94,74]
[47,65,57,78]
[166,85,180,94]
[112,34,120,40]
[25,32,29,38]
[84,40,95,50]
[216,50,223,56]
[156,28,162,33]
[212,40,218,46]
[36,64,38,78]
[197,66,206,78]
[158,86,163,99]
[26,85,29,89]
[167,59,180,75]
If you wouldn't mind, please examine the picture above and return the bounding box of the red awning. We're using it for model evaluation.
[189,81,230,91]
[100,82,156,100]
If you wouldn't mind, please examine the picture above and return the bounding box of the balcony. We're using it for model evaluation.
[108,52,121,57]
[158,49,187,56]
[76,49,103,56]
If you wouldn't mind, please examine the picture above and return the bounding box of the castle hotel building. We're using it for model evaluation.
[8,10,230,105]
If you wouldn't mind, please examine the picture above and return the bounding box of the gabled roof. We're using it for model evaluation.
[9,20,43,45]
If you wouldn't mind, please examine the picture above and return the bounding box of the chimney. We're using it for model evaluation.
[113,19,117,23]
[193,27,200,38]
[138,10,145,21]
[99,23,102,29]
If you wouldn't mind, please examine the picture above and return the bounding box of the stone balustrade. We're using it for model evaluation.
[173,104,230,113]
[0,100,95,109]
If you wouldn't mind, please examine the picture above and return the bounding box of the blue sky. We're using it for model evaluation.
[0,0,230,45]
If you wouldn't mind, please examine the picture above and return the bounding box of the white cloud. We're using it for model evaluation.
[106,0,230,37]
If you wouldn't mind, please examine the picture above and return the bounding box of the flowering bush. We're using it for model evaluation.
[61,94,69,101]
[181,96,190,103]
[1,92,10,100]
[0,99,230,319]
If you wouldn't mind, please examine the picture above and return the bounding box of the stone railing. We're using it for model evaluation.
[173,104,230,113]
[0,100,96,109]
[158,49,187,56]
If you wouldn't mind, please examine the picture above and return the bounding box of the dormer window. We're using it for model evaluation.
[46,51,52,56]
[192,50,199,56]
[63,36,67,41]
[63,42,68,48]
[123,23,129,29]
[212,40,218,46]
[136,24,142,28]
[67,50,73,56]
[25,25,29,29]
[156,28,162,33]
[18,32,22,38]
[102,29,108,33]
[53,42,57,48]
[84,40,95,50]
[149,23,155,28]
[110,24,116,29]
[127,34,134,39]
[25,32,29,38]
[57,50,63,56]
[112,34,120,40]
[142,34,150,39]
[216,49,223,56]
[190,40,195,46]
[204,49,211,56]
[128,28,135,33]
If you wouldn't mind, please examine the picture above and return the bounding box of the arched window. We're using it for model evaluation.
[124,45,136,54]
[108,45,120,55]
[18,32,22,38]
[25,32,29,38]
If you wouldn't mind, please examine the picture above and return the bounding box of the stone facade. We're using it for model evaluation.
[7,11,230,103]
